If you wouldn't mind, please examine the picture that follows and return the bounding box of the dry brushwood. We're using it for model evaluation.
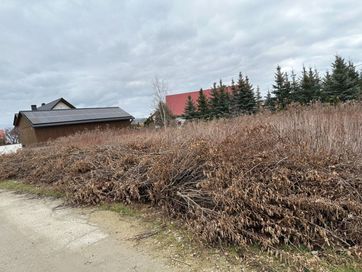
[0,103,362,251]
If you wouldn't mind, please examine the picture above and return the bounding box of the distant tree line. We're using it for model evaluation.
[183,55,362,120]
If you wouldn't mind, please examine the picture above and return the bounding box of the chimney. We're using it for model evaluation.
[31,105,37,111]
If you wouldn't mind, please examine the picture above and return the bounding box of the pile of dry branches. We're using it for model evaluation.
[1,103,361,251]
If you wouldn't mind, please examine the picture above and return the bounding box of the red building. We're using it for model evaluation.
[166,89,212,116]
[166,87,232,117]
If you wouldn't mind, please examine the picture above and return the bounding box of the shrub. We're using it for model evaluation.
[0,102,361,251]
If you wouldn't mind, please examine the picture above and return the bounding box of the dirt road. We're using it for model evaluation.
[0,190,171,272]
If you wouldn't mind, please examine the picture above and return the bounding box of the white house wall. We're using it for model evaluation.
[53,102,72,110]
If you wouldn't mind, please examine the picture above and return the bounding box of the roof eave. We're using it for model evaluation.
[13,113,19,126]
[32,116,134,128]
[14,112,36,127]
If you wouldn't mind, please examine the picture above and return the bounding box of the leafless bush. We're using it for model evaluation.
[1,102,362,252]
[5,127,19,144]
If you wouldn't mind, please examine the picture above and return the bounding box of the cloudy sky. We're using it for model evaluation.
[0,0,361,128]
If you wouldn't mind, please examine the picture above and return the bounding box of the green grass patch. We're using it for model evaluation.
[0,180,64,198]
[99,202,139,217]
[330,267,361,272]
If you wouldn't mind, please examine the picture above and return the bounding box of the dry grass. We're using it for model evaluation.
[0,102,361,260]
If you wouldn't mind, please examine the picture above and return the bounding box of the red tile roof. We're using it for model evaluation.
[0,129,5,140]
[166,87,232,116]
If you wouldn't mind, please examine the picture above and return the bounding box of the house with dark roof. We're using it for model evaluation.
[14,98,134,146]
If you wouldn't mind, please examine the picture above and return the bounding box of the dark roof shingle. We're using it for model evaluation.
[16,107,134,127]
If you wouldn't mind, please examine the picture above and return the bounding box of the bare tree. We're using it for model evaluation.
[5,127,19,144]
[152,76,169,128]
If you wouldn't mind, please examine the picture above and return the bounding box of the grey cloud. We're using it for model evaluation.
[0,0,362,127]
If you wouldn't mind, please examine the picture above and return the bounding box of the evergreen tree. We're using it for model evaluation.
[184,95,197,120]
[284,72,292,100]
[347,61,361,100]
[233,73,247,114]
[217,80,230,117]
[298,67,310,104]
[321,71,334,103]
[231,73,256,114]
[231,73,256,115]
[243,76,257,113]
[290,70,301,103]
[296,67,321,104]
[311,68,322,101]
[290,70,300,102]
[230,73,244,115]
[209,82,220,118]
[255,86,262,112]
[322,56,360,102]
[196,88,209,119]
[264,90,276,111]
[272,66,291,109]
[230,78,239,114]
[209,80,230,118]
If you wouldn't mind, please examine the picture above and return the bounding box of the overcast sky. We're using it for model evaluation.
[1,0,361,128]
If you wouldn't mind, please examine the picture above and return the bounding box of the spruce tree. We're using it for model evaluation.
[311,68,322,101]
[209,82,220,118]
[196,88,209,119]
[217,80,230,117]
[265,90,276,111]
[284,72,292,100]
[290,70,300,102]
[321,71,334,103]
[230,73,243,115]
[231,73,257,114]
[296,67,321,104]
[255,86,262,112]
[184,95,197,120]
[323,56,347,102]
[322,56,360,102]
[233,73,247,114]
[230,78,239,115]
[243,76,257,114]
[272,66,291,110]
[347,61,361,100]
[298,67,309,104]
